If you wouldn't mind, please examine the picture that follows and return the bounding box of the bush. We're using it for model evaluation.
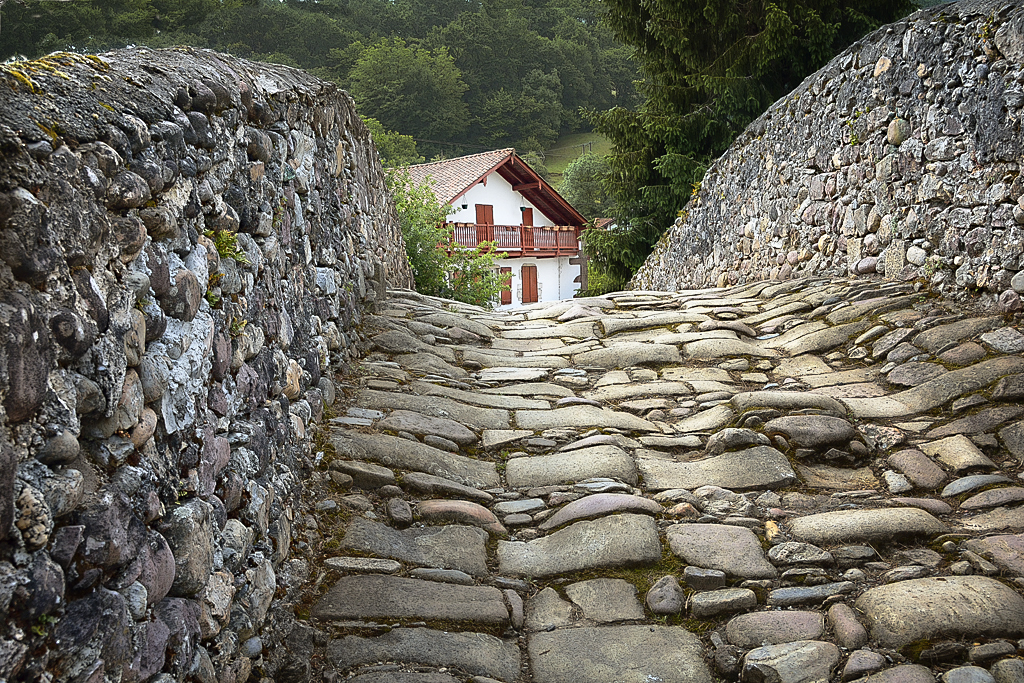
[387,169,509,307]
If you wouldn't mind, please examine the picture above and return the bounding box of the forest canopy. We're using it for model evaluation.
[0,0,642,158]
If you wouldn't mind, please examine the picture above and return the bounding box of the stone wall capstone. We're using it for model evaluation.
[0,47,412,682]
[632,0,1024,313]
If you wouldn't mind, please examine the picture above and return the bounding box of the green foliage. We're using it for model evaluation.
[204,229,250,264]
[559,151,613,221]
[1,0,641,158]
[363,117,424,167]
[587,0,916,291]
[387,169,508,307]
[347,38,469,150]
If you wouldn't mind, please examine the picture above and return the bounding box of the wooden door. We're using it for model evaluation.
[499,267,512,305]
[520,207,533,226]
[521,264,538,303]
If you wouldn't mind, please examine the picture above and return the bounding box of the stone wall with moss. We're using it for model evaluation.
[632,0,1024,313]
[0,47,412,682]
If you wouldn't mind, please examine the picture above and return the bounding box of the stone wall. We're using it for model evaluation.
[0,47,412,682]
[632,0,1024,312]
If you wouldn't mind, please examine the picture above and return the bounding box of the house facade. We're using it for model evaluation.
[406,149,587,308]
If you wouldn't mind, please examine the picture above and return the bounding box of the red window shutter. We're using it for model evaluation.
[521,207,533,226]
[475,204,494,224]
[521,264,538,304]
[500,267,512,305]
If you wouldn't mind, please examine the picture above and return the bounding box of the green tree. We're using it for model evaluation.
[586,0,915,293]
[559,151,613,221]
[348,38,469,150]
[387,170,508,307]
[364,117,424,167]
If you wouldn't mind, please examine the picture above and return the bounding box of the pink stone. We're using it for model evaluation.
[539,493,661,531]
[417,499,507,537]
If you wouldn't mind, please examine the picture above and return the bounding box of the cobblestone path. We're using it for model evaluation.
[302,277,1024,683]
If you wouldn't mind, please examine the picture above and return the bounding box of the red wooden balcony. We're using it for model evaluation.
[449,223,580,257]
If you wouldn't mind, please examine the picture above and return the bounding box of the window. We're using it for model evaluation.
[521,264,538,304]
[521,207,533,226]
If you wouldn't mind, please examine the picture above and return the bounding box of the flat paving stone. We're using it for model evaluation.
[341,516,489,576]
[412,380,550,409]
[323,557,402,574]
[855,576,1024,648]
[528,625,711,683]
[377,409,478,445]
[328,628,520,683]
[497,514,661,578]
[796,464,878,491]
[346,674,458,683]
[477,367,551,382]
[763,415,855,448]
[667,523,777,579]
[505,445,638,488]
[401,472,494,503]
[847,665,936,683]
[356,390,510,430]
[333,431,499,489]
[741,640,840,683]
[465,348,569,369]
[515,405,658,432]
[940,474,1012,498]
[539,493,661,530]
[887,362,948,387]
[416,312,497,339]
[685,338,780,359]
[585,381,693,402]
[525,587,576,631]
[843,357,1024,419]
[780,320,871,356]
[725,611,825,648]
[958,506,1024,533]
[573,342,682,368]
[690,588,757,617]
[480,382,576,397]
[926,405,1024,439]
[980,326,1024,353]
[913,317,1002,353]
[731,391,846,416]
[887,450,947,490]
[788,508,948,545]
[921,435,998,472]
[312,574,508,625]
[394,352,469,379]
[963,534,1024,575]
[500,321,597,339]
[564,578,645,623]
[638,446,796,492]
[767,582,855,607]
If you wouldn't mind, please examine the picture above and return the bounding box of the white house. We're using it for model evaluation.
[406,149,587,308]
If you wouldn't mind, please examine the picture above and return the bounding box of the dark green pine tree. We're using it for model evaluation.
[584,0,916,294]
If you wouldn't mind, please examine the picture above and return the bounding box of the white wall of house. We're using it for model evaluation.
[497,255,579,309]
[447,172,554,226]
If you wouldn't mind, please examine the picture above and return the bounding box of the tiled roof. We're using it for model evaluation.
[405,148,586,227]
[406,149,514,204]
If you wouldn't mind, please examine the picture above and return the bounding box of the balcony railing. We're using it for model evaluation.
[449,223,580,257]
